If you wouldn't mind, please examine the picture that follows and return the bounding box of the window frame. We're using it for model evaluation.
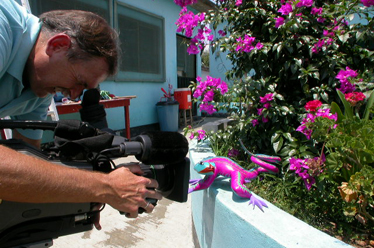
[114,1,166,82]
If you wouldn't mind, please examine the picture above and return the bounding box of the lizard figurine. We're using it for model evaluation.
[189,142,281,211]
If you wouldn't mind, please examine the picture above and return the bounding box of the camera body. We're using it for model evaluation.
[0,120,190,248]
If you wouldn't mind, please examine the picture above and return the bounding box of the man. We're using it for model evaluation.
[0,0,162,226]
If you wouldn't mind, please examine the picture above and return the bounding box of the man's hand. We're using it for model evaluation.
[101,165,162,218]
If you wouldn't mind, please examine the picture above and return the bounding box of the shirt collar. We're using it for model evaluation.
[7,15,41,85]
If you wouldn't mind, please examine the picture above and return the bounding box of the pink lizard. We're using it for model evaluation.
[189,154,280,211]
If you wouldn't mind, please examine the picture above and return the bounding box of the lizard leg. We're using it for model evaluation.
[188,175,216,193]
[231,171,268,211]
[231,171,252,198]
[251,156,279,174]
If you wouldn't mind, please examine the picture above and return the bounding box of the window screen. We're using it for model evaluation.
[116,3,165,82]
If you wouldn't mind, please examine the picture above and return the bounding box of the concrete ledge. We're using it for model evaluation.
[189,140,352,248]
[201,118,235,132]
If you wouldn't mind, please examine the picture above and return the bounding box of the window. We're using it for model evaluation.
[115,3,165,82]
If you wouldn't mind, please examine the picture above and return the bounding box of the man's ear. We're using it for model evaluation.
[45,33,72,56]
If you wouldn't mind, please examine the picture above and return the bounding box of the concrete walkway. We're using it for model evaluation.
[52,117,222,248]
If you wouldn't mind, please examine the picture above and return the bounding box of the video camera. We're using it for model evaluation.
[0,119,190,248]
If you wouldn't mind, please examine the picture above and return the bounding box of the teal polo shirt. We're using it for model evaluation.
[0,0,52,140]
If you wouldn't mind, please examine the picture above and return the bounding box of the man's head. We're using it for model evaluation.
[25,10,120,99]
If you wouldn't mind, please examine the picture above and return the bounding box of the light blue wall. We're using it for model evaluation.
[208,23,233,83]
[99,0,202,131]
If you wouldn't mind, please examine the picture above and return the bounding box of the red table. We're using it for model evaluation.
[56,97,135,139]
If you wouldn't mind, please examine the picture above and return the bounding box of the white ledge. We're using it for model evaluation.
[189,140,352,248]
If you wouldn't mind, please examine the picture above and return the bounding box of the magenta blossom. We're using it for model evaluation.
[278,3,293,15]
[289,156,324,191]
[252,119,259,126]
[260,93,274,103]
[236,34,262,53]
[263,102,271,109]
[361,0,374,7]
[197,130,206,141]
[193,75,228,115]
[275,17,285,28]
[174,0,197,7]
[336,66,358,84]
[228,148,240,158]
[218,30,226,36]
[311,7,323,15]
[296,0,313,8]
[297,108,337,139]
[200,103,216,115]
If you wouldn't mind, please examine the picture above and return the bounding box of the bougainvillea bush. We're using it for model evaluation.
[175,0,374,245]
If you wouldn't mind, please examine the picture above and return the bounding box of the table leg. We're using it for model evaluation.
[124,106,131,140]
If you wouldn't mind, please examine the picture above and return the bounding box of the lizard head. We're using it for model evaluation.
[194,161,216,175]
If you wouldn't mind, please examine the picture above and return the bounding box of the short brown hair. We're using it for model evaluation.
[39,10,120,76]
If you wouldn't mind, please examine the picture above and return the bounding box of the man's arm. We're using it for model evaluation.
[0,145,162,218]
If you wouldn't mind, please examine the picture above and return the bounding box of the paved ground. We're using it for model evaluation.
[52,117,221,248]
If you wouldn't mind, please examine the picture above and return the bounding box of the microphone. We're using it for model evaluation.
[110,131,189,165]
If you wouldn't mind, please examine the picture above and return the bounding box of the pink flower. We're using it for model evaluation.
[252,119,259,126]
[218,30,226,36]
[260,93,274,103]
[336,66,358,84]
[263,102,271,109]
[197,130,206,140]
[255,42,263,50]
[200,103,216,115]
[275,17,285,28]
[278,3,293,16]
[174,0,197,7]
[235,0,242,6]
[311,7,323,15]
[203,90,215,102]
[236,34,258,53]
[361,0,374,7]
[228,148,240,158]
[289,156,324,191]
[296,0,313,8]
[323,30,334,37]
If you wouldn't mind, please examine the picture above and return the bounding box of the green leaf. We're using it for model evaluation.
[337,90,353,119]
[331,102,345,122]
[271,132,281,143]
[363,91,374,120]
[273,137,284,153]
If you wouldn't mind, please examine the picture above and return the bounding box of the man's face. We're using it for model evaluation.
[31,57,109,100]
[28,34,109,99]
